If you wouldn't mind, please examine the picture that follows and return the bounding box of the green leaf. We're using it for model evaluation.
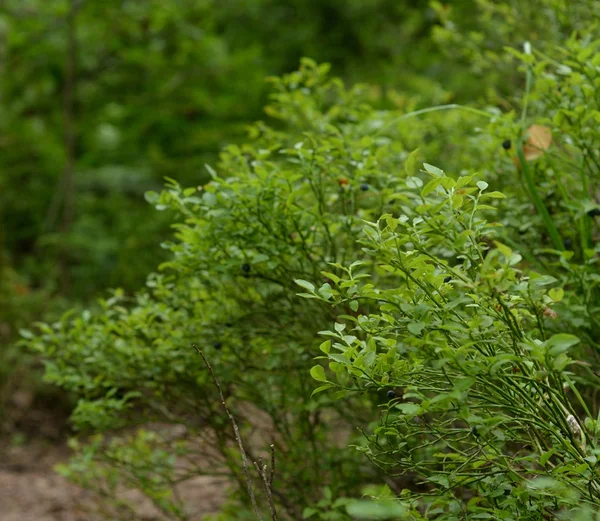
[396,403,421,415]
[319,340,331,354]
[310,365,328,382]
[451,194,464,208]
[546,334,580,357]
[453,377,476,392]
[321,271,340,284]
[456,175,475,188]
[421,177,441,197]
[144,190,159,204]
[202,192,217,207]
[548,287,564,302]
[423,163,444,177]
[476,181,488,191]
[318,283,333,300]
[404,149,420,175]
[311,384,334,397]
[204,163,218,179]
[295,279,315,292]
[540,448,556,466]
[334,322,346,333]
[328,353,351,365]
[253,253,269,263]
[19,329,34,340]
[482,191,505,199]
[494,241,512,258]
[407,322,425,335]
[530,273,558,287]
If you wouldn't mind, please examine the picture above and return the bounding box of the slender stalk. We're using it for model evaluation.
[378,103,494,135]
[254,458,279,521]
[516,140,564,251]
[192,345,264,521]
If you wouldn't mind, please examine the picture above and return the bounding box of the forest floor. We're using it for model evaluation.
[0,381,228,520]
[0,440,94,521]
[0,437,227,521]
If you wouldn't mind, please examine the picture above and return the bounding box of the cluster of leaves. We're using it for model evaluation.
[304,169,598,519]
[22,10,600,521]
[299,28,600,520]
[28,60,415,518]
[0,0,514,423]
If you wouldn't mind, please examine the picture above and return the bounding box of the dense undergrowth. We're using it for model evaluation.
[2,0,599,519]
[22,15,600,519]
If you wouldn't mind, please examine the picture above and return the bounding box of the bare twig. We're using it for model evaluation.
[192,345,264,521]
[246,445,301,520]
[253,457,279,521]
[269,444,275,487]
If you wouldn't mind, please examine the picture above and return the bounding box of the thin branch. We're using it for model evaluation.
[253,458,278,521]
[269,444,275,488]
[192,345,264,521]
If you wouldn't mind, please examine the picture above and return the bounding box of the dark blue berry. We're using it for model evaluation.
[386,390,396,399]
[471,426,479,437]
[443,276,451,283]
[588,208,600,217]
[563,239,572,250]
[360,184,369,192]
[502,139,511,150]
[213,342,222,350]
[242,263,251,273]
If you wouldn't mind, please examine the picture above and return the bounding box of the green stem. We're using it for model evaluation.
[521,63,532,129]
[516,140,564,251]
[378,104,494,135]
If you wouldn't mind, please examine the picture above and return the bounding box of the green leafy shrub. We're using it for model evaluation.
[309,167,599,518]
[479,33,600,364]
[5,0,598,432]
[25,26,600,521]
[431,0,598,102]
[29,59,418,518]
[302,31,600,520]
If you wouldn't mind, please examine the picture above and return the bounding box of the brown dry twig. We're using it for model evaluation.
[253,455,278,521]
[192,344,279,521]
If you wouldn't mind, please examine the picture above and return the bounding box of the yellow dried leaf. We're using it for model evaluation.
[523,124,552,160]
[513,124,553,169]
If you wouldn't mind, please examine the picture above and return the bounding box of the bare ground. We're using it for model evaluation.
[0,439,227,521]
